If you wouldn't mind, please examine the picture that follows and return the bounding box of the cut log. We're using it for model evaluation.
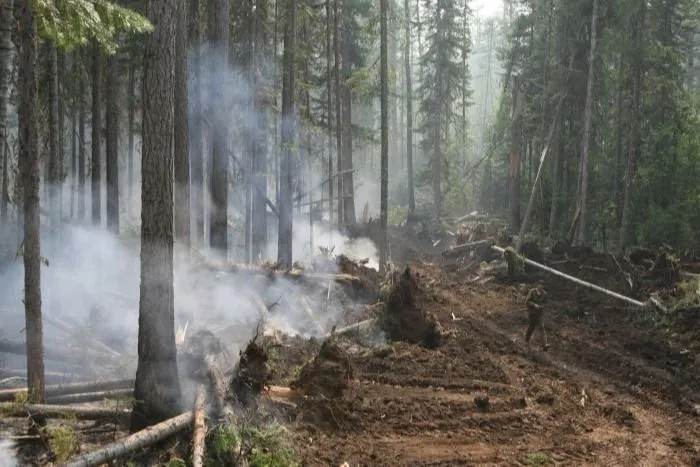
[46,389,133,405]
[192,385,206,467]
[0,378,134,402]
[491,245,664,310]
[60,411,194,467]
[322,318,377,339]
[1,403,131,422]
[266,385,306,401]
[442,239,493,258]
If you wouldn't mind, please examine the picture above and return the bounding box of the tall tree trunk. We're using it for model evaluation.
[209,0,230,253]
[174,0,190,245]
[91,42,102,226]
[379,0,389,273]
[573,0,598,247]
[509,75,523,231]
[404,0,414,213]
[325,0,334,221]
[251,0,268,261]
[340,13,355,225]
[619,0,645,250]
[278,0,296,268]
[131,0,181,433]
[189,0,204,244]
[48,41,60,227]
[18,0,45,404]
[333,0,343,226]
[78,54,86,220]
[0,0,14,223]
[70,73,77,218]
[127,58,136,218]
[105,53,119,234]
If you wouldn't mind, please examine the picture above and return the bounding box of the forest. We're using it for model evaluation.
[0,0,700,465]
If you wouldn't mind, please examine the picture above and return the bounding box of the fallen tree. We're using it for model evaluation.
[60,411,194,467]
[192,384,207,467]
[1,403,131,422]
[442,239,494,258]
[0,378,134,402]
[46,389,133,405]
[491,245,666,311]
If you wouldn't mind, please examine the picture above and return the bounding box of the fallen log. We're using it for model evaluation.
[60,410,194,467]
[0,338,77,363]
[322,318,377,339]
[46,389,133,405]
[491,245,665,311]
[0,378,134,402]
[200,262,362,284]
[1,403,130,422]
[192,384,206,467]
[43,314,123,359]
[266,385,306,401]
[205,356,229,418]
[442,239,493,258]
[0,369,92,385]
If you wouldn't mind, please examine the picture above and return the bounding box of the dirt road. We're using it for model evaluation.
[291,263,700,466]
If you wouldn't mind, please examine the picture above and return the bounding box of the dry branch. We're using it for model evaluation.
[46,389,133,405]
[442,239,493,258]
[322,318,377,339]
[491,245,660,310]
[60,411,194,467]
[0,378,134,402]
[192,385,206,467]
[1,403,130,421]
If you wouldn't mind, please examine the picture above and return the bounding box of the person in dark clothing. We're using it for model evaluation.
[525,279,550,351]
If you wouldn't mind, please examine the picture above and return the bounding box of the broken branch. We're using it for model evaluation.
[442,239,493,258]
[322,318,377,339]
[60,411,194,467]
[0,378,134,402]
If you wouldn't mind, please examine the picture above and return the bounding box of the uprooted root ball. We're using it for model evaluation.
[291,339,353,398]
[228,340,271,407]
[382,267,444,348]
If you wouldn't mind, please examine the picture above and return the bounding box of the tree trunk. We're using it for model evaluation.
[619,0,645,250]
[105,53,119,235]
[131,0,182,432]
[0,0,14,223]
[18,0,45,404]
[573,0,598,247]
[190,0,204,245]
[333,0,343,226]
[209,0,230,253]
[91,42,102,226]
[509,75,523,232]
[325,0,334,221]
[340,14,355,225]
[127,57,136,219]
[277,0,296,268]
[48,42,60,227]
[379,0,388,273]
[174,0,190,245]
[404,0,415,213]
[78,53,86,220]
[251,0,268,261]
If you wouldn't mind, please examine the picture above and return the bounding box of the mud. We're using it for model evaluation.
[382,267,444,349]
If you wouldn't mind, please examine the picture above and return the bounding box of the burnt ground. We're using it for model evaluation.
[277,245,700,465]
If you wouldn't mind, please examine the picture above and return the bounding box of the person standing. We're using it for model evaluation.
[525,279,550,351]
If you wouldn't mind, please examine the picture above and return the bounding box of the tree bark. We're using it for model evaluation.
[105,53,119,234]
[333,0,343,225]
[277,0,296,268]
[573,0,598,247]
[174,0,190,246]
[509,75,523,232]
[325,0,334,221]
[209,0,230,253]
[131,0,182,432]
[47,36,60,227]
[78,53,86,220]
[18,0,45,404]
[91,41,102,226]
[340,12,355,225]
[0,0,12,223]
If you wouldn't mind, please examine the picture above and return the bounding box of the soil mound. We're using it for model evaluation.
[228,339,271,407]
[382,267,444,348]
[292,339,353,398]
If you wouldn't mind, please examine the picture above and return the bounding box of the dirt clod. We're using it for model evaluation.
[292,339,353,398]
[382,267,444,348]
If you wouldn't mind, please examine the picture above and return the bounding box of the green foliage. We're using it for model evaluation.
[388,205,407,225]
[246,424,299,467]
[32,0,153,53]
[166,458,187,467]
[47,425,79,462]
[524,452,550,467]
